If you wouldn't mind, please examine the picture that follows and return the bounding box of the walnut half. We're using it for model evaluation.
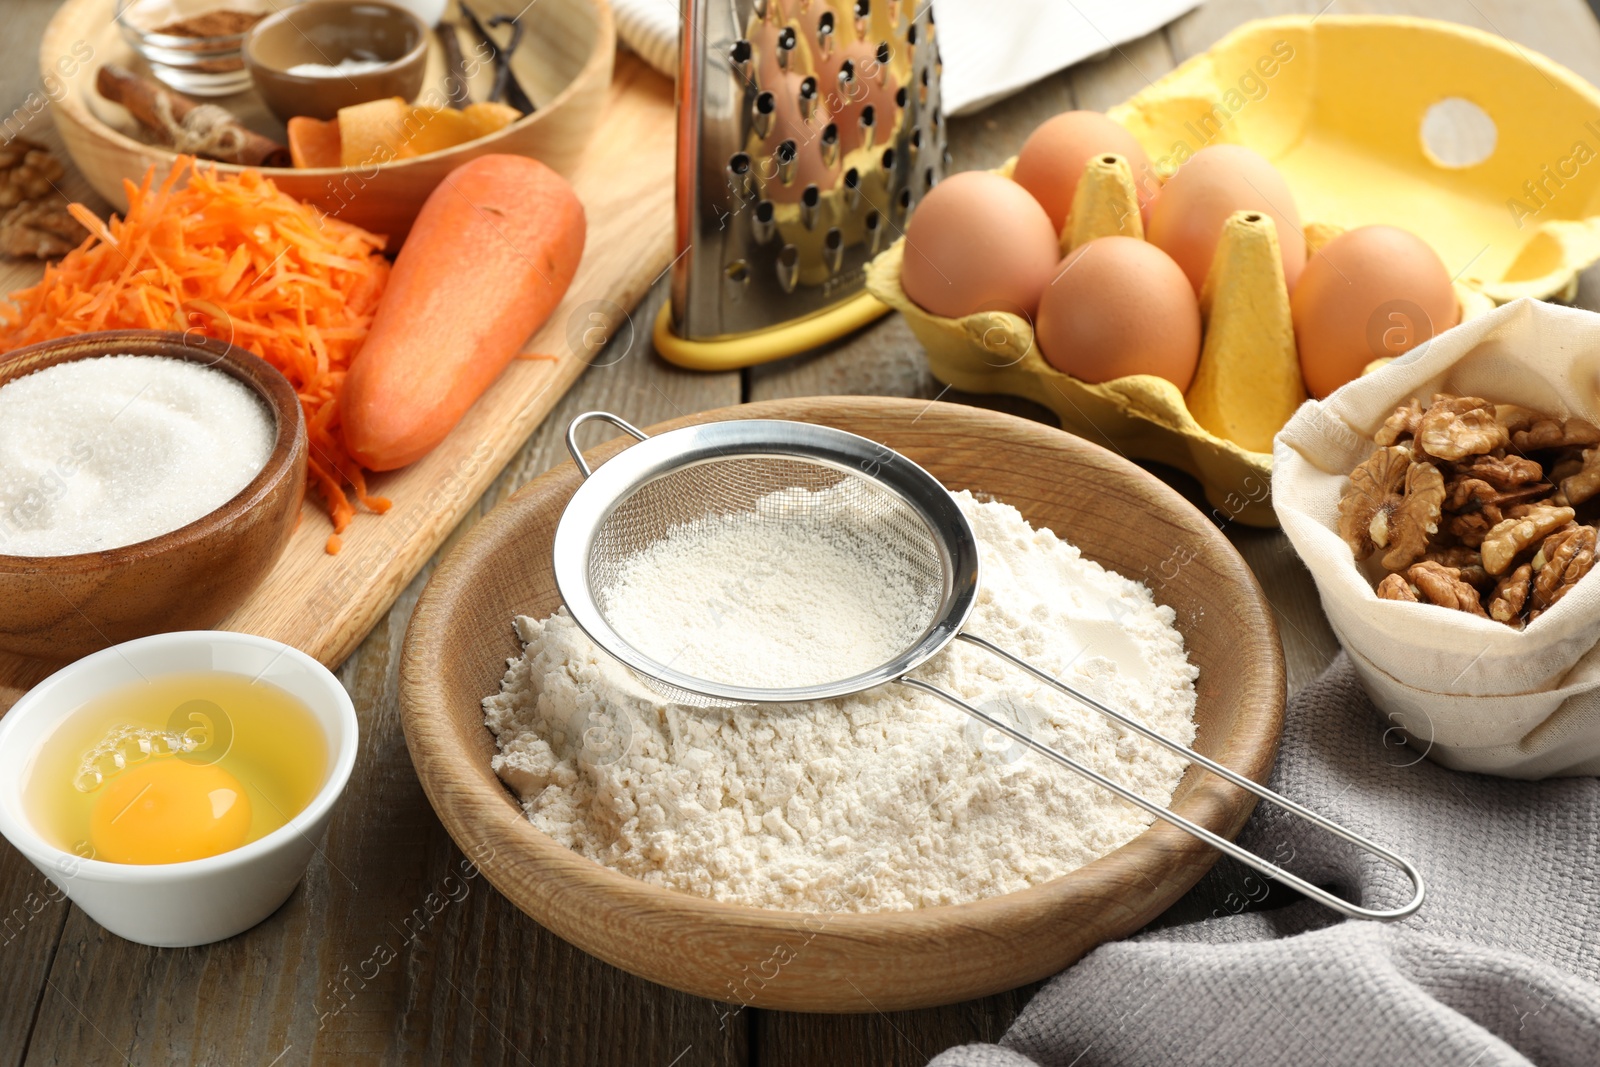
[1374,399,1424,446]
[1337,446,1445,571]
[1488,564,1533,625]
[0,138,62,209]
[1512,415,1600,452]
[1376,573,1420,602]
[1481,505,1576,575]
[1559,447,1600,507]
[1417,396,1509,461]
[1449,453,1545,492]
[1529,524,1598,621]
[1407,561,1489,617]
[0,139,80,260]
[1424,545,1492,590]
[0,199,81,260]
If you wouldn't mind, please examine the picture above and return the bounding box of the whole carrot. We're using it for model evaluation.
[341,154,586,470]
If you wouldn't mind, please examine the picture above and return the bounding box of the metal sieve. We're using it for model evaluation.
[554,411,1426,922]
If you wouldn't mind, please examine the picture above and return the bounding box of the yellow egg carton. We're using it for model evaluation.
[868,14,1585,526]
[1113,15,1600,304]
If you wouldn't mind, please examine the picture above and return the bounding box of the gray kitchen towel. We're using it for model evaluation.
[930,655,1600,1067]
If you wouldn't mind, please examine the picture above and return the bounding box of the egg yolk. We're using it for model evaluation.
[88,761,252,865]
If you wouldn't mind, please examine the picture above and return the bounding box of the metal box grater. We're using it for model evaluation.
[655,0,946,369]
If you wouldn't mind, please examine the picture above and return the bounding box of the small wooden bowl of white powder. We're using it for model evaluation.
[0,331,307,660]
[401,397,1287,1012]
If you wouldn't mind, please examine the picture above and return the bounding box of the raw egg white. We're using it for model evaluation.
[1147,145,1306,295]
[1036,236,1201,390]
[1292,225,1460,399]
[900,171,1060,320]
[1012,111,1156,233]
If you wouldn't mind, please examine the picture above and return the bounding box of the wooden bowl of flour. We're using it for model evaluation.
[399,397,1285,1011]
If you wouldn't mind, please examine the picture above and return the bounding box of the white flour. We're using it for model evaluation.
[485,491,1198,912]
[601,482,938,687]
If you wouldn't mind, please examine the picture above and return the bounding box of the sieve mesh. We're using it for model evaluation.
[585,455,947,705]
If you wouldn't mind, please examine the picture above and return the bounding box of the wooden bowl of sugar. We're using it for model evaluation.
[400,397,1286,1012]
[0,331,307,661]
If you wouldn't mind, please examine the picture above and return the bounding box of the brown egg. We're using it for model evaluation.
[1012,111,1156,234]
[900,171,1060,320]
[1036,236,1201,390]
[760,71,836,204]
[818,42,899,155]
[1146,145,1306,295]
[749,18,787,93]
[1292,225,1460,399]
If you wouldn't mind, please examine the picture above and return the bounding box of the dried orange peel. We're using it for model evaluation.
[287,98,522,169]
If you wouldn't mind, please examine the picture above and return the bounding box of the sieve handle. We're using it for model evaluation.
[566,411,650,478]
[897,631,1427,923]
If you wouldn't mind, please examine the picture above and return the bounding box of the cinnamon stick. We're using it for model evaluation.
[95,64,291,168]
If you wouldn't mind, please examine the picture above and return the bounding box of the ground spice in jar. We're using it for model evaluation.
[153,9,264,38]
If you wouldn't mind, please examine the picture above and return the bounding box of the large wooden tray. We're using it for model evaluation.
[0,52,676,708]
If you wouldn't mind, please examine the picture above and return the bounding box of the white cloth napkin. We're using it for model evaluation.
[610,0,1201,115]
[612,0,680,78]
[931,656,1600,1067]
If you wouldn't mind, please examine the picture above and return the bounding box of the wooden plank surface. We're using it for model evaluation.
[0,46,677,711]
[3,0,1599,1063]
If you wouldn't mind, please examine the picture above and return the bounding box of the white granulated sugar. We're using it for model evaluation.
[601,483,938,687]
[0,355,273,556]
[485,491,1198,912]
[285,58,391,77]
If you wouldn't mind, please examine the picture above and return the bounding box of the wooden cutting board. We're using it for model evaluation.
[0,54,676,709]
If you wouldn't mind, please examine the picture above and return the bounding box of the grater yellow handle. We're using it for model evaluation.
[652,291,890,372]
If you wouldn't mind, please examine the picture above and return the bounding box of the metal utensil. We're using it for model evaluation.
[554,410,1428,923]
[655,0,946,370]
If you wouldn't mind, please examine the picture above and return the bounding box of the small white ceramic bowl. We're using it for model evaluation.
[0,631,358,948]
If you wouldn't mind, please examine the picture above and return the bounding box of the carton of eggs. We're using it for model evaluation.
[874,110,1491,525]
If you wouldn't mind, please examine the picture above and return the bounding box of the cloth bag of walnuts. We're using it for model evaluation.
[1274,297,1600,779]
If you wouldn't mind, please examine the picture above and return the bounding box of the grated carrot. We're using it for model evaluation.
[0,157,393,550]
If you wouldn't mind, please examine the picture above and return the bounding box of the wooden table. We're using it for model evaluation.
[4,1,1600,1062]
